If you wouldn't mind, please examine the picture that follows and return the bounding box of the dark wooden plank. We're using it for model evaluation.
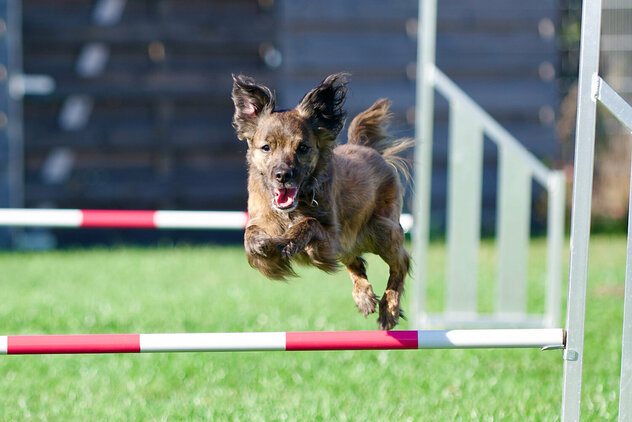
[23,0,266,27]
[280,0,416,21]
[283,77,555,121]
[437,33,557,56]
[280,33,415,64]
[24,164,248,211]
[24,18,275,45]
[31,72,237,99]
[281,0,557,19]
[437,55,556,79]
[440,0,558,11]
[430,123,559,163]
[24,49,264,76]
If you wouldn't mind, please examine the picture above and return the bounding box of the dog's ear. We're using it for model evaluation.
[296,73,348,144]
[231,74,275,141]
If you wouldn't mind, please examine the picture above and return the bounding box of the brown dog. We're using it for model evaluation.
[231,73,412,330]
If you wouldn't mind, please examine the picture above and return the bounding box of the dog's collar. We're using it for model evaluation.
[310,189,319,207]
[301,179,319,207]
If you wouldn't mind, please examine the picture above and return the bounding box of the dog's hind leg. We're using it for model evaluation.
[344,257,378,317]
[378,251,409,330]
[369,216,410,330]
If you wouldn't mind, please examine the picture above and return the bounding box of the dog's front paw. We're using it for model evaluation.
[246,234,277,257]
[272,237,300,259]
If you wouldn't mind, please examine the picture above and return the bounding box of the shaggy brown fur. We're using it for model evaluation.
[231,73,412,330]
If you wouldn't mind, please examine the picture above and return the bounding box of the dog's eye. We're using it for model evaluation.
[297,144,309,154]
[261,144,270,152]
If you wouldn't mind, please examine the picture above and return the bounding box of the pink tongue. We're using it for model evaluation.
[275,188,298,208]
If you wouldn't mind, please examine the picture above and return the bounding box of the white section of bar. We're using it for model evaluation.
[0,209,82,227]
[418,329,565,349]
[139,332,286,352]
[399,213,413,233]
[0,336,7,354]
[153,211,249,229]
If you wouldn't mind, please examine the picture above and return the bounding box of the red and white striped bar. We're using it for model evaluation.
[0,208,415,232]
[0,329,565,355]
[0,209,250,230]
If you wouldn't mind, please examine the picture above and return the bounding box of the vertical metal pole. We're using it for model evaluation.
[412,0,437,328]
[582,30,632,422]
[620,134,632,421]
[562,0,602,420]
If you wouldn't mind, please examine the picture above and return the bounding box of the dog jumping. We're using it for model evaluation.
[231,73,412,330]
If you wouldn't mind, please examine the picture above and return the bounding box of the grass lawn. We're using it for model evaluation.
[0,235,626,420]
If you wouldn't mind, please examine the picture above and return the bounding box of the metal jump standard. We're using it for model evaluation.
[412,0,566,331]
[560,0,632,420]
[415,0,632,419]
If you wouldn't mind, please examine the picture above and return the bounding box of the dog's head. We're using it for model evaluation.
[231,73,348,212]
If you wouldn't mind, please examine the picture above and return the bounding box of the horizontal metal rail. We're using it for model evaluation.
[595,75,632,131]
[0,329,566,354]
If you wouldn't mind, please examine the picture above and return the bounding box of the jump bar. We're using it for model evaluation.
[0,329,565,355]
[0,209,250,230]
[0,209,415,232]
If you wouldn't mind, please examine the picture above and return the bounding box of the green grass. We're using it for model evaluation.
[0,235,626,421]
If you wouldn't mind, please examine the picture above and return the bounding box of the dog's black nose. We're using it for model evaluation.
[275,169,294,183]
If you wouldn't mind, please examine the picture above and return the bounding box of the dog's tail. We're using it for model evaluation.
[347,99,414,184]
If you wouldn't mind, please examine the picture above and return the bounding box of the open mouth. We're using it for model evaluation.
[273,187,299,211]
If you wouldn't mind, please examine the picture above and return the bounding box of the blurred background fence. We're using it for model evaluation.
[2,0,566,246]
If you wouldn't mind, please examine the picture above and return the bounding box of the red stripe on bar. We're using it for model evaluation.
[285,330,418,351]
[7,334,141,354]
[80,210,157,228]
